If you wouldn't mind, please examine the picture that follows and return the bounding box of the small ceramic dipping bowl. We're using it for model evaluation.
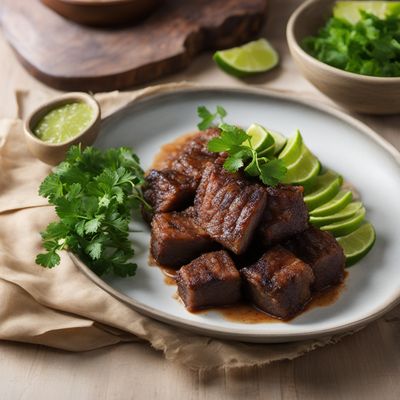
[24,92,101,166]
[287,0,400,115]
[41,0,160,27]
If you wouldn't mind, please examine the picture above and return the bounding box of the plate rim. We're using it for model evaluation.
[72,85,400,342]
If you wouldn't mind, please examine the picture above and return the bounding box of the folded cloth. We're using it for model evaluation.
[0,83,359,370]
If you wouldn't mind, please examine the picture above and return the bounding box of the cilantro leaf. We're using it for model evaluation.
[216,105,227,119]
[219,124,249,146]
[39,174,63,200]
[36,252,60,268]
[84,218,102,234]
[259,159,287,186]
[223,154,244,173]
[86,241,102,260]
[207,137,231,152]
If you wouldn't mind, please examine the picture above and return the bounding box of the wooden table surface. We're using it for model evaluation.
[0,1,399,399]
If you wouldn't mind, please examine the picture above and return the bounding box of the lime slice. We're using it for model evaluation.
[320,207,366,237]
[310,190,353,217]
[278,129,303,165]
[337,222,376,267]
[304,170,342,210]
[259,129,287,156]
[310,201,363,227]
[245,123,275,152]
[333,1,400,24]
[213,39,279,77]
[281,144,320,189]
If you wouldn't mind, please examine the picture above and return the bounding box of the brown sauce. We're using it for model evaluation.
[303,271,348,313]
[148,255,178,286]
[151,131,197,170]
[160,267,178,286]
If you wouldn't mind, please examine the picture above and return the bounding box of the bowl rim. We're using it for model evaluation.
[286,0,400,83]
[24,92,101,148]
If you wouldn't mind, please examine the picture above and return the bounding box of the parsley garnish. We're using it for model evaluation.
[197,106,287,186]
[303,10,400,77]
[36,145,150,277]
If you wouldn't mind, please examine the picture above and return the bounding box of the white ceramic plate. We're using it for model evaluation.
[73,87,400,343]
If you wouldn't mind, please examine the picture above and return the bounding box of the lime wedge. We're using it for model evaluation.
[278,129,303,165]
[281,144,320,189]
[245,123,275,152]
[310,190,353,217]
[213,39,279,77]
[269,130,287,154]
[320,207,366,237]
[333,1,400,24]
[259,129,287,156]
[310,201,363,227]
[337,222,376,267]
[304,170,343,210]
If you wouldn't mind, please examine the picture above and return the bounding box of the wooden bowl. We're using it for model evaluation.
[24,92,101,166]
[41,0,160,27]
[286,0,400,115]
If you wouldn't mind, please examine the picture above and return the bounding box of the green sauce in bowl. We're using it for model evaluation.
[34,102,94,144]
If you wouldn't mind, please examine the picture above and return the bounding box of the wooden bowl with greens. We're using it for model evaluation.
[287,0,400,114]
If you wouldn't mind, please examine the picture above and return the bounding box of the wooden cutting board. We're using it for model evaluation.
[1,0,268,91]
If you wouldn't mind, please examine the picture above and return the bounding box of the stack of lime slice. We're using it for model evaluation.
[248,127,376,267]
[278,130,320,190]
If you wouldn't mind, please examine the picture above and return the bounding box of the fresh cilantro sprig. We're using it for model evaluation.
[36,145,150,277]
[197,106,287,186]
[197,105,227,130]
[303,10,400,77]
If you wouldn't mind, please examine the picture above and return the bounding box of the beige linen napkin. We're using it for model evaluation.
[0,83,359,369]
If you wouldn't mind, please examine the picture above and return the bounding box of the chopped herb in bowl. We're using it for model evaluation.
[302,4,400,77]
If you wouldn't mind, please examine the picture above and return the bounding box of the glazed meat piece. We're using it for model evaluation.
[143,169,197,216]
[194,163,267,255]
[171,128,221,184]
[150,207,216,268]
[258,185,309,247]
[285,226,345,291]
[241,246,314,319]
[176,250,241,310]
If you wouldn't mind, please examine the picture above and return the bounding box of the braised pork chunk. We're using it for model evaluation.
[171,128,221,185]
[258,185,309,247]
[195,163,267,255]
[143,169,197,216]
[150,208,216,268]
[241,246,314,319]
[176,250,241,310]
[285,226,345,291]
